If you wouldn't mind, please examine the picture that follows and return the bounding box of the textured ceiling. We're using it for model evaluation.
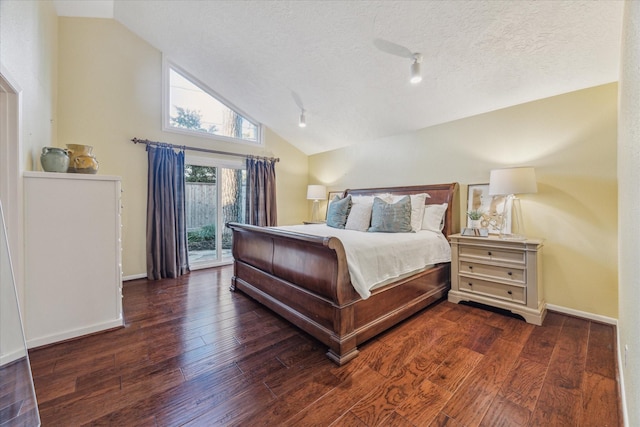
[57,0,624,155]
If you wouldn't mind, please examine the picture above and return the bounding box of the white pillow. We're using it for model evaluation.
[421,203,448,232]
[351,195,377,204]
[373,193,394,203]
[345,202,373,231]
[390,193,430,232]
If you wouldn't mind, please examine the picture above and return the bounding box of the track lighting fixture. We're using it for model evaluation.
[299,109,307,128]
[410,53,423,84]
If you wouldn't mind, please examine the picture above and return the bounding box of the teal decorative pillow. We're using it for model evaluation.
[368,196,413,233]
[326,195,352,229]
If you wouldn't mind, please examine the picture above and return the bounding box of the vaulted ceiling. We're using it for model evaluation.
[54,0,624,155]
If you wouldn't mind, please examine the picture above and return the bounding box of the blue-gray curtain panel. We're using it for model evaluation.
[245,158,277,226]
[146,145,190,280]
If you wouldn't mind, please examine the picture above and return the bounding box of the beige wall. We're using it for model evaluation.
[57,18,308,277]
[618,1,639,424]
[310,83,618,318]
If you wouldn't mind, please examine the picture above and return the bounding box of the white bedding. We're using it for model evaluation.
[275,224,452,299]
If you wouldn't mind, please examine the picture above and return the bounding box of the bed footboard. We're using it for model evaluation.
[228,223,364,363]
[227,223,450,365]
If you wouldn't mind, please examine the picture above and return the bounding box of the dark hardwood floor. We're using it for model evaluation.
[28,266,622,426]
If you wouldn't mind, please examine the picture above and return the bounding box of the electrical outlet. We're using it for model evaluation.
[625,344,629,368]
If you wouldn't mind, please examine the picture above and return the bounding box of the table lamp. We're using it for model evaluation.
[489,167,537,239]
[306,184,326,222]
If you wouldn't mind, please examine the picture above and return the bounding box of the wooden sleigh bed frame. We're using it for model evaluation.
[227,183,460,365]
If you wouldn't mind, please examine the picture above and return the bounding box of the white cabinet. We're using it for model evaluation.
[23,172,123,347]
[448,233,545,325]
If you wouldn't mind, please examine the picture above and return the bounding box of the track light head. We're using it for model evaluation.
[410,53,423,84]
[299,109,307,128]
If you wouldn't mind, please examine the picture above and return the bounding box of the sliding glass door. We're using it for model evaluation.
[185,156,245,268]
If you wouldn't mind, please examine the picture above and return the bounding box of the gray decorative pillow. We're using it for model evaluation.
[368,196,413,233]
[326,195,352,229]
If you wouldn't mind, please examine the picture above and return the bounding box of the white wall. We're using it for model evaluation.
[618,2,640,425]
[0,0,58,309]
[0,0,58,170]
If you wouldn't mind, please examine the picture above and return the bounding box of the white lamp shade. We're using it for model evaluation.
[306,185,326,200]
[489,167,538,196]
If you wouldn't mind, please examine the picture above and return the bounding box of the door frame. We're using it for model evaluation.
[0,64,24,307]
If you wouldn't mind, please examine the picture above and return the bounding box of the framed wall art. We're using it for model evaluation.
[466,183,511,234]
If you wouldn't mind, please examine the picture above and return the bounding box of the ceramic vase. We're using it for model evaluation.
[66,144,99,174]
[40,147,70,173]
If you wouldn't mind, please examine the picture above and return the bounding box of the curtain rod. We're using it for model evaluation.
[131,138,280,162]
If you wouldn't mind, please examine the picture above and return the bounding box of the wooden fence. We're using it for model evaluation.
[186,182,217,230]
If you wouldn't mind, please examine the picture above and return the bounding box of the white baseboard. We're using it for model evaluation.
[545,303,617,325]
[26,318,123,349]
[546,303,627,425]
[0,348,27,366]
[123,273,147,281]
[122,262,232,281]
[616,325,630,427]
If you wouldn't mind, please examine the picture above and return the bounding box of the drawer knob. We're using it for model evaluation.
[508,271,513,276]
[468,266,473,270]
[487,251,492,256]
[468,283,473,287]
[507,290,513,295]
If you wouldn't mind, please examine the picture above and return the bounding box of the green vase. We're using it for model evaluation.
[40,147,69,173]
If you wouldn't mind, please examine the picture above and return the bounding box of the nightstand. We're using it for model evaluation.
[448,233,545,325]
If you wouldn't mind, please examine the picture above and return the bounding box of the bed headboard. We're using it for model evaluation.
[343,183,460,238]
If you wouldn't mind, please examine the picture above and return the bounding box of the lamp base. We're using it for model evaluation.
[499,195,527,240]
[311,200,321,223]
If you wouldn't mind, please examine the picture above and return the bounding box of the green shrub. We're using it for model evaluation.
[199,224,216,240]
[188,224,217,251]
[188,230,203,243]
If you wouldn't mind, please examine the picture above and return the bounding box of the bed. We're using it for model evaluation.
[226,183,460,365]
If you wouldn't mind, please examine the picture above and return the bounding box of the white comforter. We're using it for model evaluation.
[275,224,451,300]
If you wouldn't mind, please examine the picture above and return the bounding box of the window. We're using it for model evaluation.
[164,60,262,146]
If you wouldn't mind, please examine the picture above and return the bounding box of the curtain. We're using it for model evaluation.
[146,145,190,280]
[245,158,277,226]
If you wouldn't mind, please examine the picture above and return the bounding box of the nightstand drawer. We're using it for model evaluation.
[459,245,525,265]
[458,278,526,304]
[459,261,525,283]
